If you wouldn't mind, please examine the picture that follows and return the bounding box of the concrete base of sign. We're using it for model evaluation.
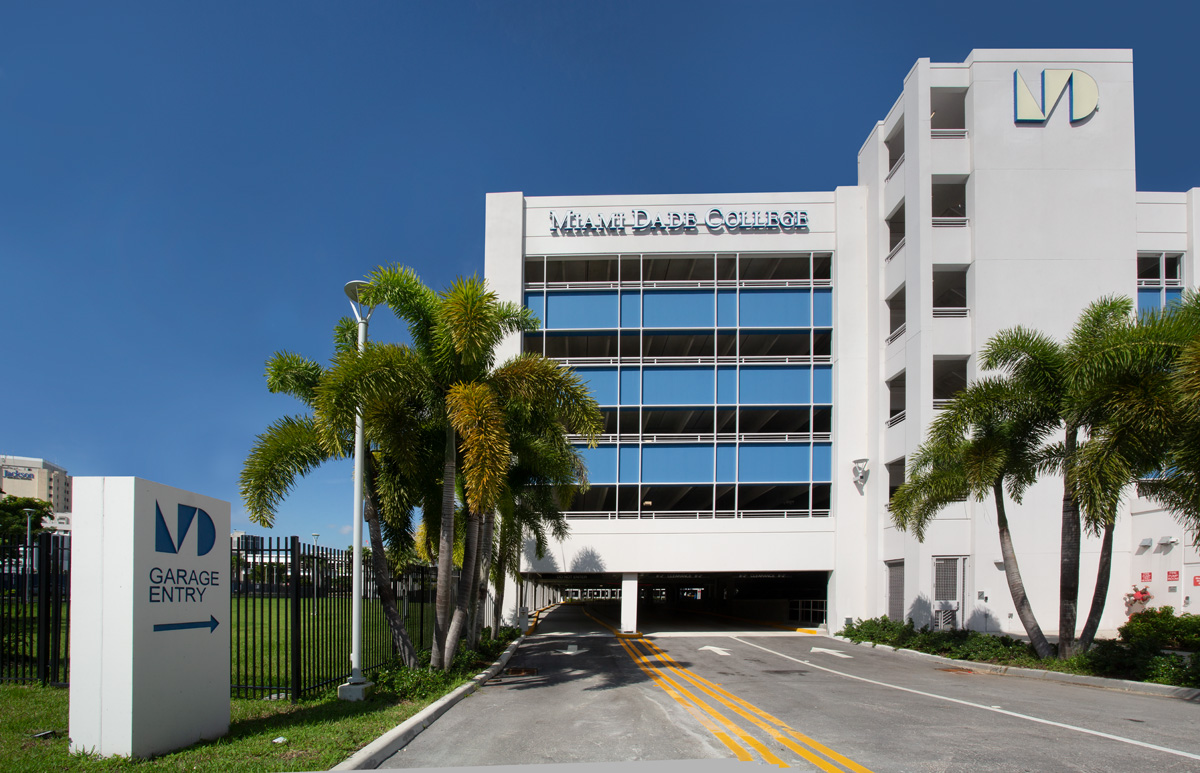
[338,680,375,701]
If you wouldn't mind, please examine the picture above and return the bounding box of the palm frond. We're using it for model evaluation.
[240,415,333,528]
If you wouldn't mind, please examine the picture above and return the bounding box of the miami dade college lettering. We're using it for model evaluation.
[550,207,808,235]
[150,502,221,626]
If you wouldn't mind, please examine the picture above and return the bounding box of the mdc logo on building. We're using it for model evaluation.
[155,501,217,556]
[1014,69,1098,124]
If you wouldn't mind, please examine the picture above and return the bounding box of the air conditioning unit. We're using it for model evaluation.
[932,609,957,631]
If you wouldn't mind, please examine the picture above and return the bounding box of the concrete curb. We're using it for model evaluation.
[827,635,1200,702]
[331,636,526,771]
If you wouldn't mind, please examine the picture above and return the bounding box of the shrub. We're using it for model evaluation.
[1120,607,1179,649]
[373,664,458,701]
[838,616,914,646]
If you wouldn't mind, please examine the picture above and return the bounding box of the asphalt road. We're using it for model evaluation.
[379,604,1200,772]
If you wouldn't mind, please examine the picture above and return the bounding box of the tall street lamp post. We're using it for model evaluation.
[312,533,320,615]
[22,508,35,605]
[338,280,374,701]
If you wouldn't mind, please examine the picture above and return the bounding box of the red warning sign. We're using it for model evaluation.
[1194,576,1200,587]
[1141,572,1153,582]
[1168,571,1180,582]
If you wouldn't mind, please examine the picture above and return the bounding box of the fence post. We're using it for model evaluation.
[289,536,302,702]
[36,533,51,686]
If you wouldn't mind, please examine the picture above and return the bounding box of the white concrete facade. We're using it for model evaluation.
[484,50,1199,637]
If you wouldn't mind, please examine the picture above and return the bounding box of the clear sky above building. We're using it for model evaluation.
[3,2,1198,543]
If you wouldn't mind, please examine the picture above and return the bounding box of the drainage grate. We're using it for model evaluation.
[504,667,538,676]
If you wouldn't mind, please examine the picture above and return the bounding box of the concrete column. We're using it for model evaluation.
[620,573,639,633]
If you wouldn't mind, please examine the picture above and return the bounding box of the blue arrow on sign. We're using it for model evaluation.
[153,615,219,633]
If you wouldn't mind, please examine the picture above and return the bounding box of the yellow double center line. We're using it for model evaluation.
[584,608,873,772]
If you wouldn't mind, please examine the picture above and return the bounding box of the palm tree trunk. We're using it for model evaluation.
[364,495,419,668]
[362,455,419,668]
[444,507,480,665]
[492,518,509,636]
[469,510,495,648]
[1076,521,1115,653]
[431,425,457,670]
[994,480,1056,659]
[1059,426,1081,658]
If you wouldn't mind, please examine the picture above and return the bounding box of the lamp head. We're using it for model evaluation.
[344,281,370,304]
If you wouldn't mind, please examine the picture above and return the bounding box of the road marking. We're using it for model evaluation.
[621,638,789,768]
[554,645,587,656]
[614,637,756,764]
[700,645,733,656]
[640,638,876,773]
[586,608,763,764]
[810,647,852,659]
[586,605,874,770]
[732,637,1200,763]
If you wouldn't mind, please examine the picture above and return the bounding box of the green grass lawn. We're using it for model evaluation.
[0,631,517,772]
[0,680,467,772]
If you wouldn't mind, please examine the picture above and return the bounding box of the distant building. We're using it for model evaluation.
[230,531,264,552]
[1,455,72,513]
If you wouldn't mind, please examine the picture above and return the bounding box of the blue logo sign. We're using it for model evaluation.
[155,502,216,556]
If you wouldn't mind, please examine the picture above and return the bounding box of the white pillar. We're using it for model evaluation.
[620,573,639,633]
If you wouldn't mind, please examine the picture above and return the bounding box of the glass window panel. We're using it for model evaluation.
[814,366,833,403]
[576,367,618,405]
[620,291,641,327]
[524,293,545,328]
[740,290,810,327]
[643,367,714,405]
[740,367,810,405]
[1137,288,1162,315]
[643,290,714,328]
[578,445,616,484]
[545,291,618,329]
[716,445,736,482]
[620,368,641,405]
[739,444,810,482]
[717,290,738,326]
[813,288,833,326]
[642,444,714,483]
[619,446,640,483]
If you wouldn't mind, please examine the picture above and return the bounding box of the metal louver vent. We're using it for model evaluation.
[934,558,958,601]
[887,562,904,621]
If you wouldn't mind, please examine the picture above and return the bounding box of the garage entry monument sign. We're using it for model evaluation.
[70,477,231,758]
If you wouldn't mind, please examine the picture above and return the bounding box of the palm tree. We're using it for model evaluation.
[240,322,423,668]
[1072,293,1200,636]
[891,377,1058,659]
[980,297,1143,656]
[354,267,602,668]
[903,296,1200,657]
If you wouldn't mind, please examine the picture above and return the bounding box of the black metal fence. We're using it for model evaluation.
[0,533,71,687]
[1,532,463,701]
[231,536,446,700]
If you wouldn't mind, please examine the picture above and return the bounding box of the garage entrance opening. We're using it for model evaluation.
[530,570,829,633]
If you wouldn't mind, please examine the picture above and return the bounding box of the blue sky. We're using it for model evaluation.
[3,2,1198,546]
